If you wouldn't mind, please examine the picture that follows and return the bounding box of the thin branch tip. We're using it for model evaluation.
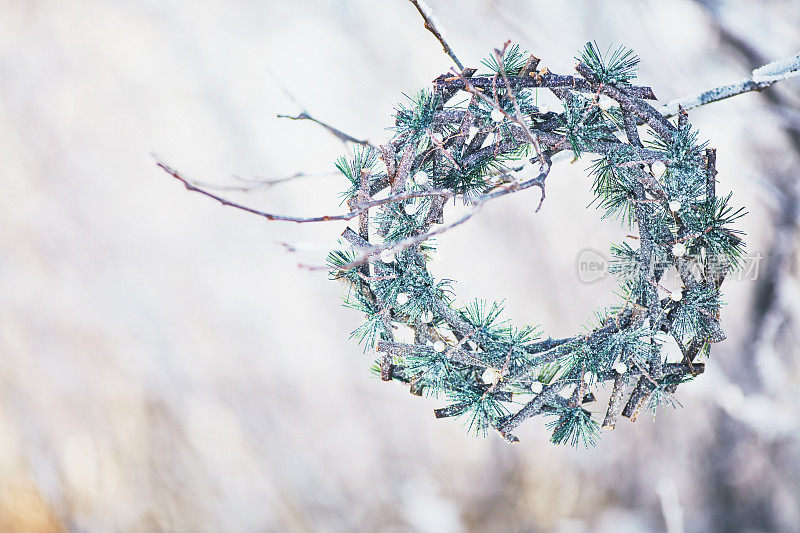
[408,0,464,70]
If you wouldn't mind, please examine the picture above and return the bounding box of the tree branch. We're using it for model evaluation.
[277,111,373,147]
[157,159,459,225]
[308,159,553,271]
[575,61,676,141]
[191,170,339,192]
[156,160,359,223]
[658,52,800,118]
[434,73,657,100]
[268,66,373,147]
[407,0,464,70]
[492,42,545,166]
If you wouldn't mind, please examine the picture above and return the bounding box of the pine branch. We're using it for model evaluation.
[377,340,487,368]
[495,381,569,443]
[575,61,676,141]
[492,42,545,166]
[308,158,553,272]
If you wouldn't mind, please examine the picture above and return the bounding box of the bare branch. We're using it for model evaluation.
[268,67,373,147]
[157,159,456,225]
[156,160,359,224]
[357,188,452,210]
[407,0,464,70]
[277,111,373,147]
[602,374,627,430]
[435,72,658,100]
[659,51,800,118]
[191,171,339,193]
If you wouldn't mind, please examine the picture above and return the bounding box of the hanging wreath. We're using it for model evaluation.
[156,38,758,447]
[324,42,746,446]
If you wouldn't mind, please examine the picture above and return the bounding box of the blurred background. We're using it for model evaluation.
[1,0,799,531]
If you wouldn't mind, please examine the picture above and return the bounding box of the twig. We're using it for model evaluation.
[451,66,552,209]
[300,205,481,271]
[408,0,464,70]
[492,43,545,166]
[602,374,627,430]
[357,168,371,242]
[277,111,373,147]
[307,159,553,271]
[621,376,654,421]
[157,159,456,225]
[156,160,359,223]
[495,381,569,443]
[357,188,452,210]
[482,153,552,212]
[465,127,670,166]
[268,66,374,147]
[191,171,338,192]
[434,73,658,100]
[575,61,676,141]
[659,52,800,118]
[377,340,488,368]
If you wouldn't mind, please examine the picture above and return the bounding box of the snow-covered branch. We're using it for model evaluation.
[660,52,800,118]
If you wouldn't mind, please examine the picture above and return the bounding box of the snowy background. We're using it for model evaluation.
[1,0,799,531]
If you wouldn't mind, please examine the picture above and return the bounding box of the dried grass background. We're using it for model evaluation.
[1,1,799,531]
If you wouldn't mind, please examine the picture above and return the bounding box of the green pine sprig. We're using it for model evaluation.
[578,41,640,85]
[547,406,601,448]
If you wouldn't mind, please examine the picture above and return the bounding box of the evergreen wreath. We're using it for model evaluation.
[325,41,746,446]
[155,32,798,445]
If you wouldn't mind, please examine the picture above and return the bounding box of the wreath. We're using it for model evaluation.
[156,40,753,447]
[325,42,745,446]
